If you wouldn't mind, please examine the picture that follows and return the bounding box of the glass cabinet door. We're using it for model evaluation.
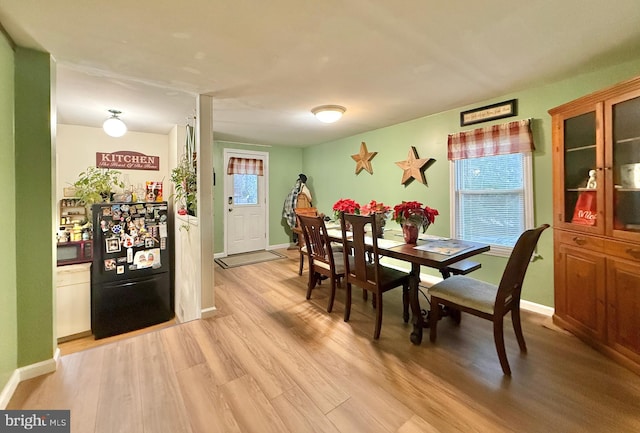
[608,91,640,240]
[560,106,604,233]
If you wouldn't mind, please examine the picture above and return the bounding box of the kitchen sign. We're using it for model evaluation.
[96,151,160,171]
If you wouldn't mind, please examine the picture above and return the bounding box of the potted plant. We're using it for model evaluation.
[170,153,197,216]
[73,166,125,207]
[360,200,391,238]
[392,201,439,243]
[332,198,360,220]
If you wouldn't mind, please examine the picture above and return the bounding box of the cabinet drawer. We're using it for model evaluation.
[605,239,640,263]
[556,231,604,250]
[56,264,91,286]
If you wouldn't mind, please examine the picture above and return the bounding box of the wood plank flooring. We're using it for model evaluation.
[9,248,640,433]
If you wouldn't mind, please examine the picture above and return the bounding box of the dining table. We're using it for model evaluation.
[325,225,490,345]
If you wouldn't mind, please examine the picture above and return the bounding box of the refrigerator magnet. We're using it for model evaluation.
[117,256,127,264]
[105,238,121,253]
[104,259,116,271]
[145,238,155,248]
[122,235,134,248]
[116,265,125,275]
[127,248,133,263]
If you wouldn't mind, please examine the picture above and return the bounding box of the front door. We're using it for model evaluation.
[224,149,268,255]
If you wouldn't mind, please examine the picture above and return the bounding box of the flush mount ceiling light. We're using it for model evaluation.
[311,105,346,123]
[103,109,127,137]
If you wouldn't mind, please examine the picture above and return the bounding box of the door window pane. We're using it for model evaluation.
[233,174,258,205]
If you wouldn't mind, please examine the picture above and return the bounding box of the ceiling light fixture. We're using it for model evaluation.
[103,109,127,137]
[311,105,346,123]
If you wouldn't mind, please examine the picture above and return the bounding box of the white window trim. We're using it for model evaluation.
[449,152,534,258]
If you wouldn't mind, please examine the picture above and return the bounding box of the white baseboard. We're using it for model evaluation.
[201,306,217,319]
[0,369,20,409]
[520,300,554,316]
[268,243,291,250]
[0,348,59,409]
[18,351,58,382]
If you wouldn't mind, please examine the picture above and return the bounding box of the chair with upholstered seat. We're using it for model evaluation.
[298,214,349,313]
[340,213,410,339]
[428,224,550,375]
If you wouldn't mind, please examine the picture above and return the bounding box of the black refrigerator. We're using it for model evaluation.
[91,201,173,339]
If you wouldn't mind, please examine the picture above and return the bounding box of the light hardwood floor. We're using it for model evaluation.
[9,249,640,433]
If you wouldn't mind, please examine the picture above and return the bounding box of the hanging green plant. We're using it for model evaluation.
[171,153,197,216]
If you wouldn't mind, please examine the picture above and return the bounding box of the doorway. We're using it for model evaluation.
[223,149,269,255]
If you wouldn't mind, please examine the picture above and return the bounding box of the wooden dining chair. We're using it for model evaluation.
[294,207,318,275]
[428,224,550,375]
[340,213,410,339]
[297,214,350,313]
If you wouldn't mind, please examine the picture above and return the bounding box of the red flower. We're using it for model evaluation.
[392,201,439,232]
[332,198,361,219]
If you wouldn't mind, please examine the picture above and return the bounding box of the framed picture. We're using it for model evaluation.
[105,237,121,253]
[460,99,517,127]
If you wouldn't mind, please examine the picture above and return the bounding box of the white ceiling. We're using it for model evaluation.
[1,0,640,147]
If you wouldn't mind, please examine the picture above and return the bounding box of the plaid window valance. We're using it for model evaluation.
[227,157,264,175]
[447,118,534,160]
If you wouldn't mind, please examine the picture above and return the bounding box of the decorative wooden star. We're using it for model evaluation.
[395,146,435,185]
[351,141,378,175]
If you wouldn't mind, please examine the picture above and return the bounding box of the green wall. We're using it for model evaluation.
[14,48,55,367]
[213,141,303,253]
[0,30,17,391]
[302,58,640,307]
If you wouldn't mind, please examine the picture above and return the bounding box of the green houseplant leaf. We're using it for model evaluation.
[73,166,125,207]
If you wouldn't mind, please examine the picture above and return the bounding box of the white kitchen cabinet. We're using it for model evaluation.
[56,263,91,340]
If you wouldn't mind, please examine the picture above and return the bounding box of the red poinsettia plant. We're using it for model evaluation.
[360,200,391,217]
[332,198,360,220]
[392,201,439,233]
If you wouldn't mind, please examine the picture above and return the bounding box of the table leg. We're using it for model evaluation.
[437,267,459,323]
[409,263,423,345]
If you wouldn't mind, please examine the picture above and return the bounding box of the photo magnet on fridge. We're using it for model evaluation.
[106,238,121,253]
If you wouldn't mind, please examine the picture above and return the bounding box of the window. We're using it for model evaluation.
[227,156,264,206]
[233,174,258,205]
[448,119,534,256]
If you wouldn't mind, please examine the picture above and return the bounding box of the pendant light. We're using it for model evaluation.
[103,109,127,137]
[311,105,346,123]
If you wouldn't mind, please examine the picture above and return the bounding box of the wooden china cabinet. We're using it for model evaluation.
[550,76,640,374]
